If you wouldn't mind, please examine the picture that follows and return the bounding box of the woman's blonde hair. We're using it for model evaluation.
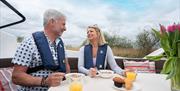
[86,24,107,45]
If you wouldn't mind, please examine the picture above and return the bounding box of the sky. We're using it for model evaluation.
[0,0,180,46]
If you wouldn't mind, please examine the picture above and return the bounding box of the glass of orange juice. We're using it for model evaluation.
[69,81,83,91]
[126,72,136,81]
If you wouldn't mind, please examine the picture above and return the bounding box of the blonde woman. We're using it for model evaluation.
[78,24,124,77]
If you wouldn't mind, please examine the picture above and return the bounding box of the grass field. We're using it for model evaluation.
[66,46,154,58]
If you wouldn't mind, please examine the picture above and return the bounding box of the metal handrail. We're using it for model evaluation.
[0,0,26,29]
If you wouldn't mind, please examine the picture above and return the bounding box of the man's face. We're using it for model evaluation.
[53,17,66,36]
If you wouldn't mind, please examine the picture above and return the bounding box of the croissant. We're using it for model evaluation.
[125,78,133,90]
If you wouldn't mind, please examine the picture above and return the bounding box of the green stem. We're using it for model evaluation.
[171,59,180,90]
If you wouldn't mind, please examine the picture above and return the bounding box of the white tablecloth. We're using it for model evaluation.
[48,73,170,91]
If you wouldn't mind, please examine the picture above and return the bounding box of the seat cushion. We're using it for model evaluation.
[0,67,18,91]
[0,80,5,91]
[123,60,155,73]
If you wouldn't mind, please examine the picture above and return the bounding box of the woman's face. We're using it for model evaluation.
[87,28,98,41]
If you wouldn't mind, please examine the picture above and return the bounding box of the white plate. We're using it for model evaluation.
[113,83,141,91]
[98,70,114,79]
[65,73,85,78]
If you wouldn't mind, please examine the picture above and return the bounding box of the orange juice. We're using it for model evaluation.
[126,72,136,81]
[69,81,83,91]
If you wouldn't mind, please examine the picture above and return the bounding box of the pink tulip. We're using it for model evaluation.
[160,24,166,34]
[167,24,176,32]
[167,25,173,32]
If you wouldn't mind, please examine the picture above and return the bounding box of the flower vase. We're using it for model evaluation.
[171,58,180,91]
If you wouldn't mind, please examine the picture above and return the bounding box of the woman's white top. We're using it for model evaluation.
[93,58,96,66]
[78,45,124,75]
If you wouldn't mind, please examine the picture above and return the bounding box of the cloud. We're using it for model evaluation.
[1,0,179,46]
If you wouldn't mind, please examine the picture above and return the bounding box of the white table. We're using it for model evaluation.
[48,73,170,91]
[135,73,170,91]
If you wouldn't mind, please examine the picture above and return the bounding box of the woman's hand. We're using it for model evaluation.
[89,68,97,77]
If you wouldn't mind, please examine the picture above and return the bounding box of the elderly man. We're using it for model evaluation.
[12,9,70,91]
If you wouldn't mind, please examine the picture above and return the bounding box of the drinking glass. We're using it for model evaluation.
[126,72,136,81]
[69,81,83,91]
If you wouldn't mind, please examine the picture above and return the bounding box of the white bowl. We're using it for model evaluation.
[98,70,114,78]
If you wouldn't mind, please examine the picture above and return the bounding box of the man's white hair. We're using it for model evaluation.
[43,9,65,27]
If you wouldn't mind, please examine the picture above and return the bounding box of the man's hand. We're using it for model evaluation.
[45,72,65,87]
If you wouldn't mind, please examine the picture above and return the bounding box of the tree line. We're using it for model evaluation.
[103,30,160,57]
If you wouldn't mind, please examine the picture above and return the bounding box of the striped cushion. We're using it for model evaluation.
[0,80,5,91]
[149,61,156,73]
[0,67,18,91]
[123,60,155,73]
